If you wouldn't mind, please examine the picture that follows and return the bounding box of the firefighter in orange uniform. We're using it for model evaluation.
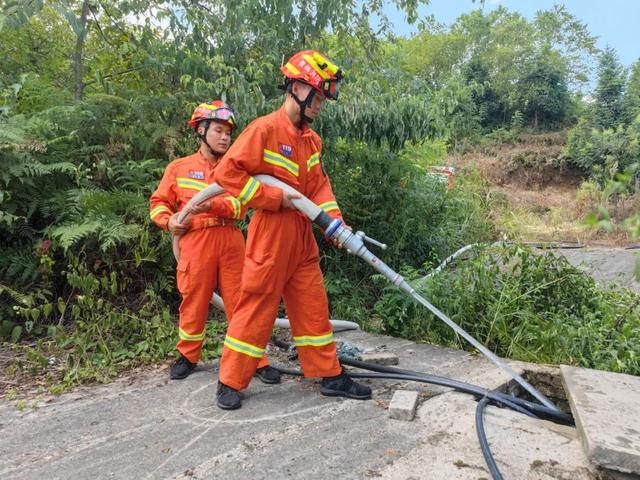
[149,101,280,383]
[214,51,372,410]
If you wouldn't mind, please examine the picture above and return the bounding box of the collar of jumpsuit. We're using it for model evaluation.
[196,148,221,169]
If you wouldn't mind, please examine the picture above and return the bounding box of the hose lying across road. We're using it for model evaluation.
[274,340,574,480]
[272,338,573,480]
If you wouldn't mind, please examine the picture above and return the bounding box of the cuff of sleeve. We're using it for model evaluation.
[260,184,284,212]
[209,198,228,217]
[329,210,343,222]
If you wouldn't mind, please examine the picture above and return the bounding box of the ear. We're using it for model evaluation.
[291,81,306,97]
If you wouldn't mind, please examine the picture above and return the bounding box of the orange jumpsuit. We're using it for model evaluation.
[149,151,268,368]
[215,106,343,390]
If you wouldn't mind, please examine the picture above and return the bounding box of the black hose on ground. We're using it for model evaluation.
[272,338,574,480]
[273,338,572,423]
[272,365,534,417]
[476,397,504,480]
[338,357,573,425]
[274,365,518,480]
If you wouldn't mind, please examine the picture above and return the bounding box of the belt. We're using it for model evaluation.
[190,216,236,230]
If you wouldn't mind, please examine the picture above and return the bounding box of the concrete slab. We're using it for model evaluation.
[378,390,595,480]
[0,331,520,480]
[561,365,640,475]
[555,247,639,293]
[361,352,399,365]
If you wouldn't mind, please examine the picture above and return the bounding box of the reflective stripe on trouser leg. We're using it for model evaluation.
[218,290,282,390]
[177,288,213,363]
[217,230,269,369]
[283,259,341,378]
[176,230,219,363]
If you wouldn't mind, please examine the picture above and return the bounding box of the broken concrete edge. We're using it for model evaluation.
[603,468,640,480]
[560,364,610,474]
[561,365,640,476]
[382,387,592,480]
[591,445,640,476]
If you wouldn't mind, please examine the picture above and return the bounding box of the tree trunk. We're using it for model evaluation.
[73,0,91,101]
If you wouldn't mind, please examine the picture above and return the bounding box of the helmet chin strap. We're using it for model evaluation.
[290,87,316,124]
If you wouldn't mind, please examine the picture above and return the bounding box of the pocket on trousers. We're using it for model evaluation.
[176,256,190,294]
[241,253,276,294]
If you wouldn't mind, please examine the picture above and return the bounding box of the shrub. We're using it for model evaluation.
[564,117,640,183]
[374,243,640,375]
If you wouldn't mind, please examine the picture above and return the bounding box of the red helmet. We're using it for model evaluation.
[188,100,237,130]
[280,50,343,100]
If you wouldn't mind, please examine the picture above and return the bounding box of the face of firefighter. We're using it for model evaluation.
[292,81,326,121]
[198,121,232,157]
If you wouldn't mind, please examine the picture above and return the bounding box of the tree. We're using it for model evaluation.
[593,46,627,129]
[461,56,504,128]
[624,59,640,124]
[515,48,571,129]
[533,4,597,90]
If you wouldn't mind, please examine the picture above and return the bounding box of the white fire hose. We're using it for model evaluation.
[170,176,358,332]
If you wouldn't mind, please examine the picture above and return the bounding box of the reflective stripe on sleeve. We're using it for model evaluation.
[307,152,321,172]
[226,196,241,219]
[238,177,260,205]
[318,201,339,213]
[150,205,172,219]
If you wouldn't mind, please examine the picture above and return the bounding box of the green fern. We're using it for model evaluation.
[7,160,75,180]
[98,221,142,251]
[0,119,26,144]
[69,144,105,157]
[0,209,23,228]
[49,217,143,252]
[0,281,31,306]
[0,246,40,287]
[48,220,103,250]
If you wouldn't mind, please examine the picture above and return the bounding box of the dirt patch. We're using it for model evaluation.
[505,365,572,414]
[451,132,580,191]
[448,132,635,246]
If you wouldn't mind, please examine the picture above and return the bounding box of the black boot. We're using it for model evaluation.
[170,355,197,380]
[320,371,372,400]
[217,382,242,410]
[254,365,281,384]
